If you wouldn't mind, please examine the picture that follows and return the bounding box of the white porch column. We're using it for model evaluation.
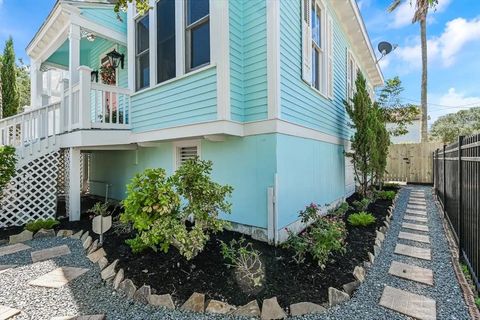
[68,147,82,221]
[30,61,43,108]
[68,24,81,131]
[78,66,92,129]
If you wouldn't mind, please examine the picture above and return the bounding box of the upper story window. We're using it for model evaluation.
[186,0,210,71]
[302,0,333,99]
[346,50,357,100]
[135,14,150,90]
[157,0,176,84]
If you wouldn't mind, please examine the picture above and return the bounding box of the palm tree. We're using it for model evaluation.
[388,0,438,142]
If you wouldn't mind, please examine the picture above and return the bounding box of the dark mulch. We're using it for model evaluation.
[101,190,396,308]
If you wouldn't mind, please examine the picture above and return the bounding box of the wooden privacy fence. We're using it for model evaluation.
[385,142,443,183]
[433,133,480,291]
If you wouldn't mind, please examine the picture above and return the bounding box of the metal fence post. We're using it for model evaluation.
[458,136,464,258]
[443,144,447,213]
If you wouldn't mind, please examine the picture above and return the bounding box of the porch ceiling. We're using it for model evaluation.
[27,1,127,63]
[43,37,103,70]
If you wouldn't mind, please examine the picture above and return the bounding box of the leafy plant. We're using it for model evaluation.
[376,190,396,200]
[87,202,111,217]
[331,202,349,217]
[348,212,376,227]
[0,146,16,197]
[475,297,480,309]
[25,218,59,233]
[220,237,264,288]
[309,217,347,268]
[283,216,347,269]
[121,158,233,260]
[299,203,319,224]
[352,198,370,211]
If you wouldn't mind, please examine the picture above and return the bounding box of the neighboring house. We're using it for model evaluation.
[0,0,382,242]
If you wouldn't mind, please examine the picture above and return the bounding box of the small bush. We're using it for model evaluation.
[298,203,319,224]
[87,202,111,217]
[0,146,16,195]
[25,218,60,233]
[348,212,376,227]
[352,198,370,211]
[376,190,396,200]
[220,238,264,288]
[475,297,480,309]
[283,216,347,269]
[121,158,233,260]
[332,202,349,217]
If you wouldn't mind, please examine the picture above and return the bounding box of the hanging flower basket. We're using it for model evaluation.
[100,64,116,85]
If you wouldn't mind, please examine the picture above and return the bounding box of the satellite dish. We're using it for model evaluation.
[378,41,393,55]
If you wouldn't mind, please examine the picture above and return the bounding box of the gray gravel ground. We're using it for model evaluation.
[0,186,470,319]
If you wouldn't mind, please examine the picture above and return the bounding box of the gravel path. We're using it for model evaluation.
[300,185,471,320]
[0,186,470,319]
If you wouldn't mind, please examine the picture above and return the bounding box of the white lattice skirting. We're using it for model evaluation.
[0,151,60,228]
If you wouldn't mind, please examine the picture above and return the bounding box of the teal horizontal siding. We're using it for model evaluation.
[131,67,218,132]
[279,0,352,140]
[276,134,345,228]
[80,8,127,34]
[229,0,268,122]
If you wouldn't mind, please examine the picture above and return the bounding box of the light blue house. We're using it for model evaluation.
[0,0,383,242]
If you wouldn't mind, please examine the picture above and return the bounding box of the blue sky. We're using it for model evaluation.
[1,0,479,124]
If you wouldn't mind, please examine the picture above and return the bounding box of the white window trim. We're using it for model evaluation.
[129,0,221,93]
[302,0,333,100]
[346,49,357,101]
[173,139,202,170]
[134,12,150,91]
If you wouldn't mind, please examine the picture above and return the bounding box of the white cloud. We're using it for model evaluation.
[428,88,480,123]
[357,0,371,10]
[390,0,451,29]
[388,17,480,71]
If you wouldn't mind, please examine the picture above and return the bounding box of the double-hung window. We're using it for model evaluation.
[157,0,176,84]
[302,0,333,98]
[185,0,210,71]
[346,50,357,100]
[135,14,150,90]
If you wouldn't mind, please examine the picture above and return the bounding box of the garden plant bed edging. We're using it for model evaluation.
[1,189,399,318]
[92,189,398,317]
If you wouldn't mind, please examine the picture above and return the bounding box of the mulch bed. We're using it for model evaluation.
[0,190,396,308]
[100,189,396,308]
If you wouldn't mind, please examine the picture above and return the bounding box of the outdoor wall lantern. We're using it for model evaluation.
[106,49,125,70]
[91,70,99,83]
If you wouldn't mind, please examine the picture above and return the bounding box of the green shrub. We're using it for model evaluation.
[475,297,480,309]
[220,237,264,288]
[121,158,233,260]
[376,190,396,200]
[348,212,376,227]
[25,218,60,233]
[298,203,319,224]
[87,202,111,217]
[332,202,350,217]
[352,198,370,211]
[0,146,16,195]
[283,216,347,269]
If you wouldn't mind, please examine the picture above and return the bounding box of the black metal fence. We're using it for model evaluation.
[433,133,480,291]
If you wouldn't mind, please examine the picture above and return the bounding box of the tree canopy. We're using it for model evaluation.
[430,107,480,143]
[114,0,150,16]
[377,77,421,136]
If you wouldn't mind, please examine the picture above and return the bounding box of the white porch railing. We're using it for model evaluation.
[0,66,131,161]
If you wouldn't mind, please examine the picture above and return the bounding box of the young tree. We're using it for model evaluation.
[114,0,150,17]
[1,37,19,117]
[345,72,377,197]
[371,103,391,188]
[388,0,439,142]
[16,59,30,111]
[377,77,420,136]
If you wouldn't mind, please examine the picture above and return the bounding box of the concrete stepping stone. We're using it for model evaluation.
[402,222,429,232]
[399,231,430,244]
[379,286,436,320]
[409,199,426,204]
[394,244,431,260]
[31,245,71,263]
[0,305,21,320]
[0,243,31,257]
[406,209,427,216]
[388,261,434,285]
[29,267,89,288]
[0,265,16,274]
[404,215,428,223]
[51,315,105,320]
[407,204,427,211]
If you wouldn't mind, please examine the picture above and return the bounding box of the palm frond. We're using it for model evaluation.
[387,0,402,12]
